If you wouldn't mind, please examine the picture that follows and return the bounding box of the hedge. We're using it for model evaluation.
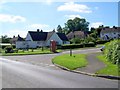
[61,43,95,49]
[96,40,110,44]
[104,39,120,65]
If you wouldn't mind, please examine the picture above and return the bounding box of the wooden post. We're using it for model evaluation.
[70,48,72,56]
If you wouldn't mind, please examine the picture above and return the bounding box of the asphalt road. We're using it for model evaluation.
[1,58,118,88]
[2,48,101,70]
[1,48,119,88]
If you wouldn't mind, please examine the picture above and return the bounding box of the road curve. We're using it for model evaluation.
[1,58,118,88]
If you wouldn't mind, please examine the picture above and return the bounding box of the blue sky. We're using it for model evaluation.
[0,0,119,37]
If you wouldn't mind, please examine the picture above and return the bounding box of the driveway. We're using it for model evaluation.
[2,48,101,70]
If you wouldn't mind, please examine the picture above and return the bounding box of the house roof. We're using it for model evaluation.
[28,30,69,41]
[10,35,24,43]
[101,27,120,33]
[57,33,69,41]
[67,31,85,40]
[17,36,25,41]
[28,31,48,41]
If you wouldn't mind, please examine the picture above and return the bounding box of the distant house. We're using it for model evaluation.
[67,31,87,40]
[100,26,120,40]
[16,29,69,49]
[10,35,24,45]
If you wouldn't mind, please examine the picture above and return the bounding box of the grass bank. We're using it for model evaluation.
[96,54,119,76]
[52,54,88,70]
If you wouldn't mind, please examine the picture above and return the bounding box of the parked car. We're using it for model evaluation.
[100,46,105,51]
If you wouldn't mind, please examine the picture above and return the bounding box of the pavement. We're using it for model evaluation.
[1,58,118,88]
[76,53,106,73]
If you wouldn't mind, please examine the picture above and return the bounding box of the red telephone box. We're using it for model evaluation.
[50,40,56,53]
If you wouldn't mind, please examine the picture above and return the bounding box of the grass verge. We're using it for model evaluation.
[2,49,62,56]
[96,54,119,76]
[52,54,88,70]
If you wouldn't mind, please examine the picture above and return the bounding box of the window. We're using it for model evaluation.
[63,41,66,44]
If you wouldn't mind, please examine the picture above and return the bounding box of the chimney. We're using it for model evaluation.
[13,36,15,38]
[113,26,117,29]
[41,29,43,32]
[37,29,40,32]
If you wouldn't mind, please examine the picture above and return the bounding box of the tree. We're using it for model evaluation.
[90,27,96,33]
[73,17,89,31]
[62,27,68,34]
[57,25,63,33]
[65,19,75,32]
[1,35,11,43]
[64,17,89,33]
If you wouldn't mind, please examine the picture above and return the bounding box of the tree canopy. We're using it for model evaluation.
[64,17,89,34]
[57,25,63,33]
[1,35,11,43]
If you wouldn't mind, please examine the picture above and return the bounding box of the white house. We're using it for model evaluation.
[16,29,70,49]
[100,27,120,41]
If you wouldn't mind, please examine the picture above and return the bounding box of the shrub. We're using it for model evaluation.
[12,44,16,48]
[5,46,14,53]
[70,37,81,44]
[104,39,120,65]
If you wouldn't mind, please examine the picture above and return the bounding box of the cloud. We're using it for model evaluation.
[0,14,26,23]
[45,0,53,5]
[65,14,83,19]
[2,29,28,38]
[57,2,92,13]
[27,24,52,31]
[91,22,103,28]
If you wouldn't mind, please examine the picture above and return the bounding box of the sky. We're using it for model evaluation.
[0,0,119,38]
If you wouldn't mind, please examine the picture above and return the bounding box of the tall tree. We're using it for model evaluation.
[64,17,89,33]
[57,25,62,33]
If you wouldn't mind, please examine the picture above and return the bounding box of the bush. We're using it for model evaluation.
[12,44,16,48]
[5,46,14,53]
[104,39,120,65]
[70,37,81,44]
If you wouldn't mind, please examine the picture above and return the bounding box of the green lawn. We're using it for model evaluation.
[96,54,119,76]
[2,48,62,56]
[52,54,88,70]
